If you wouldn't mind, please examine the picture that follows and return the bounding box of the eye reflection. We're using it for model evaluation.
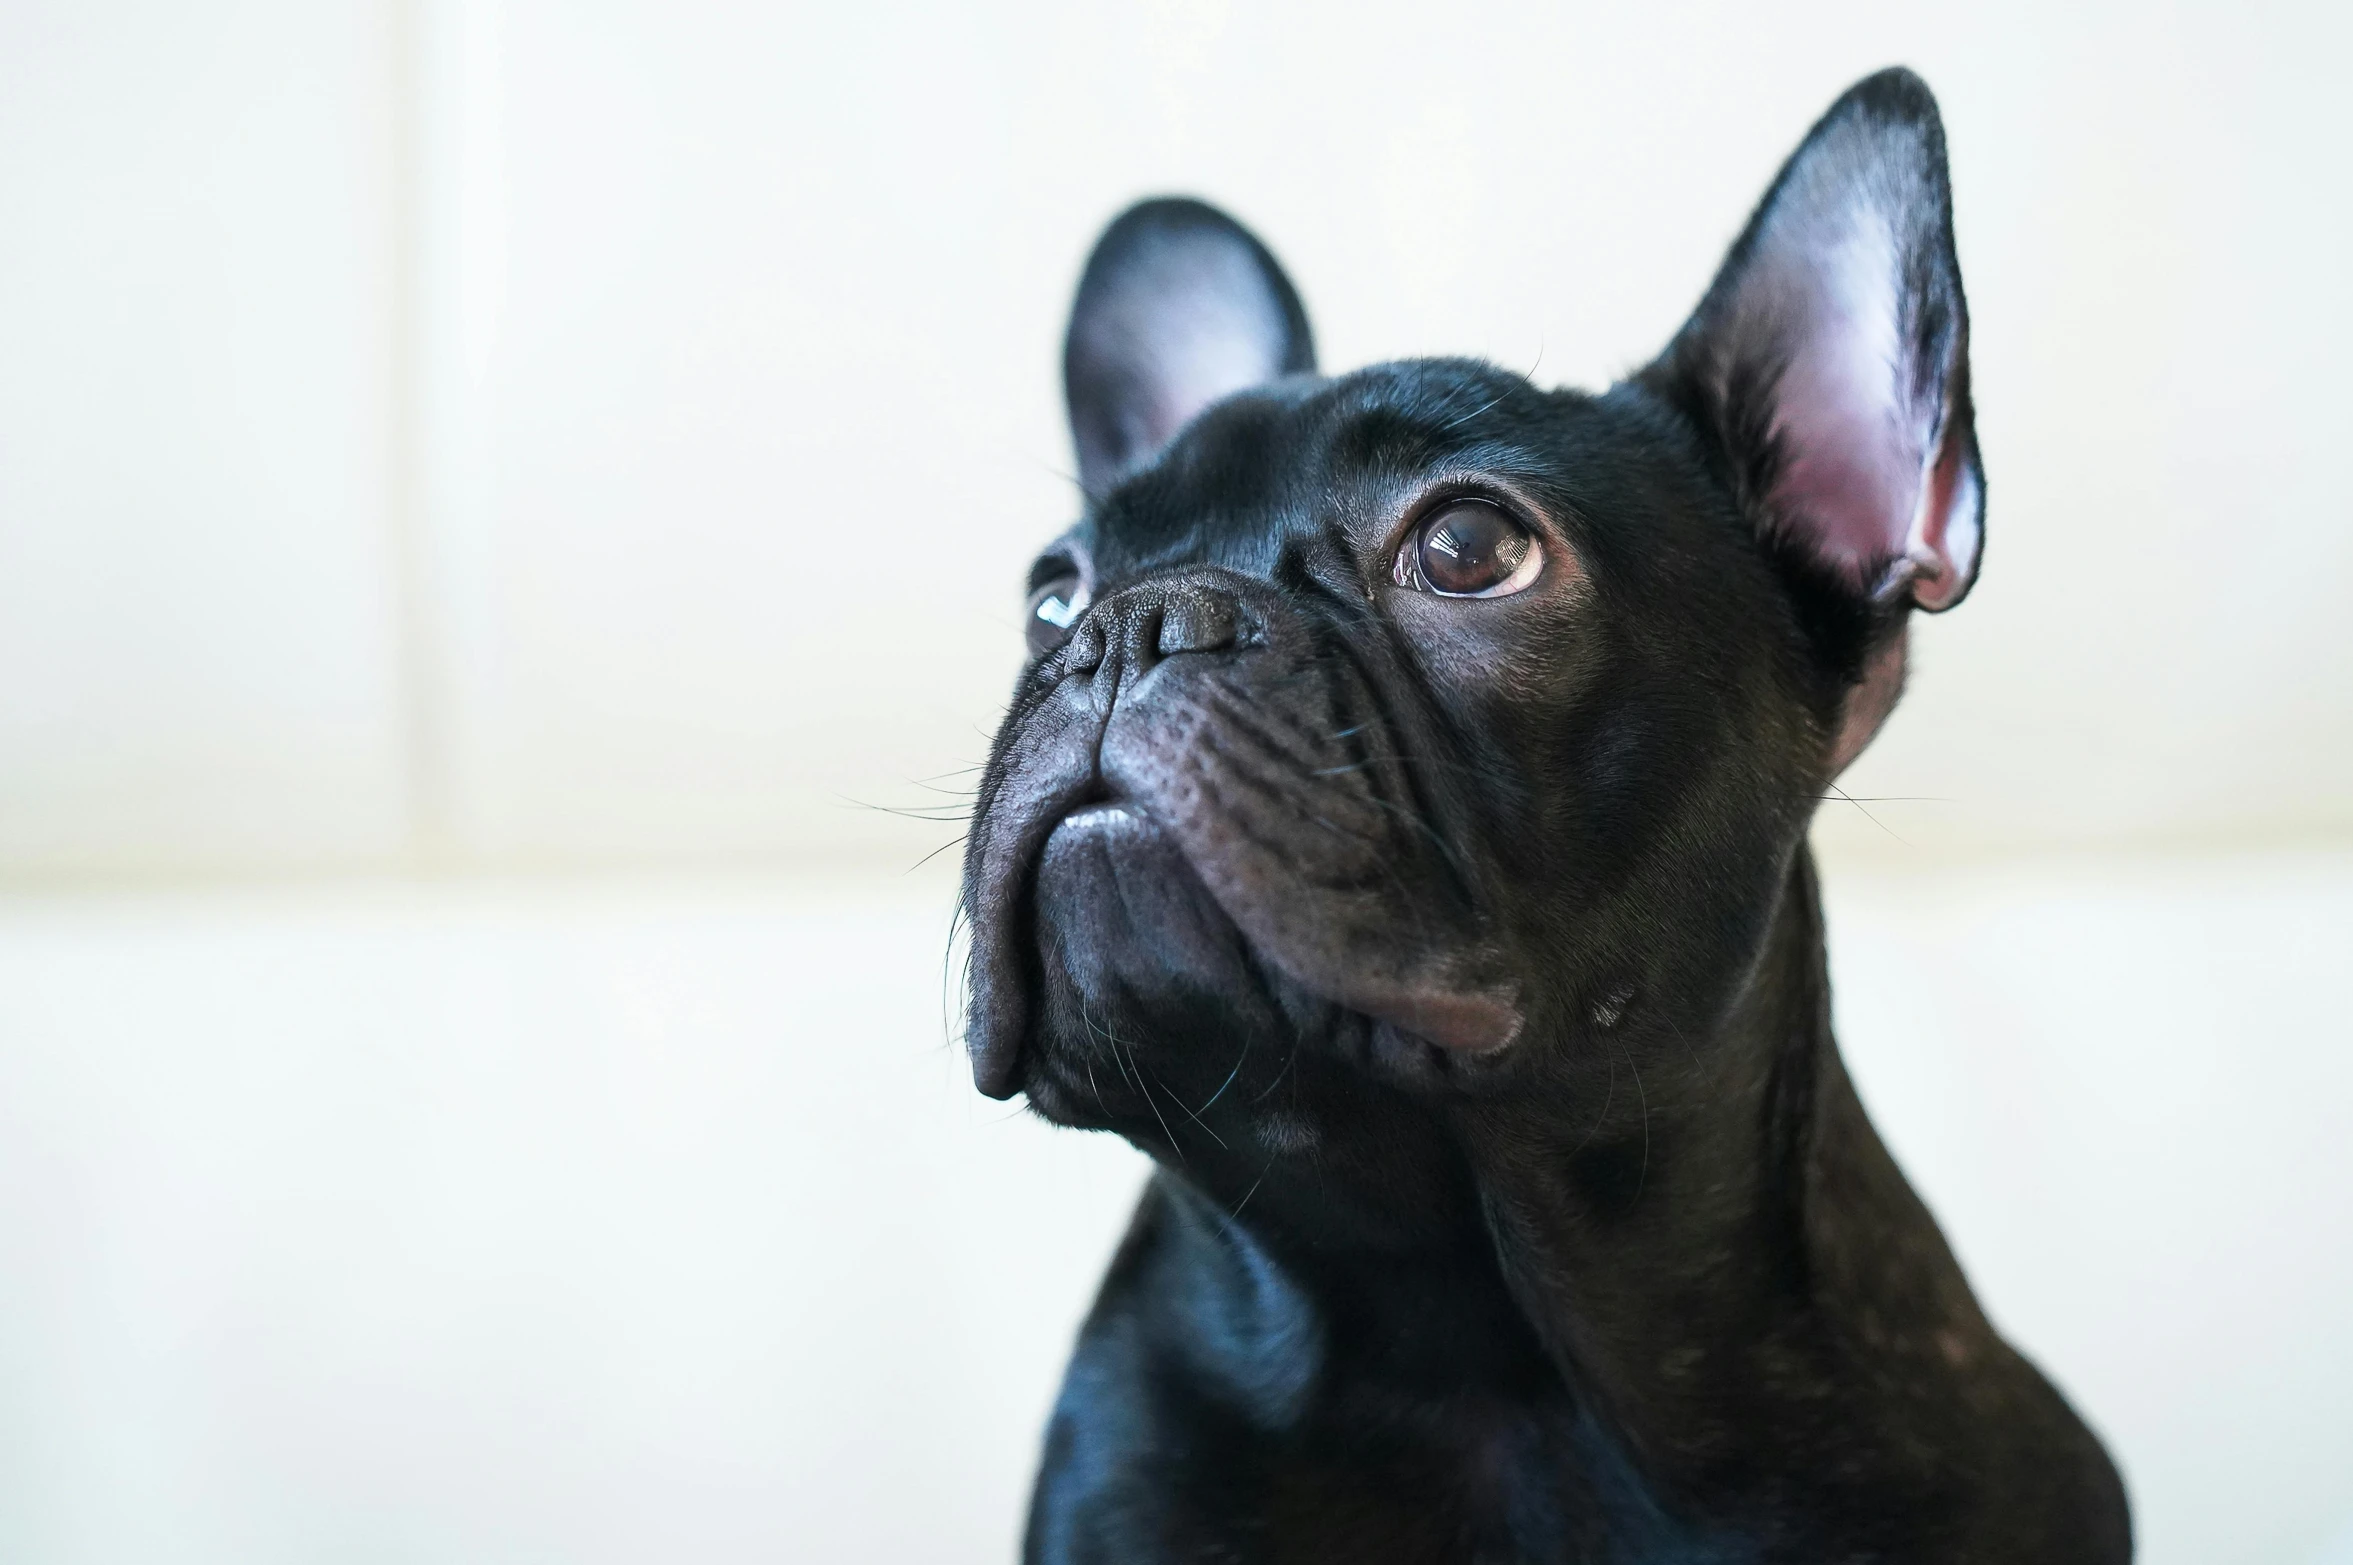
[1395,500,1541,598]
[1025,574,1089,658]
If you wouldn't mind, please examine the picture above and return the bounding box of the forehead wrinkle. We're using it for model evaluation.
[1089,390,1326,582]
[1084,361,1568,587]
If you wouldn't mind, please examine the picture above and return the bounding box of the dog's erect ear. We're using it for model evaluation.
[1649,69,1980,615]
[1643,69,1981,771]
[1064,198,1315,503]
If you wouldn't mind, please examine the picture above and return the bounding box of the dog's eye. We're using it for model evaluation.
[1395,500,1542,598]
[1026,573,1089,658]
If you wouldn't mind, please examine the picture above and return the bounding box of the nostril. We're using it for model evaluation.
[1157,592,1238,656]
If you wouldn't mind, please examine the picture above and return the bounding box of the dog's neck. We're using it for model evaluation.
[1453,850,2007,1492]
[1162,849,2019,1515]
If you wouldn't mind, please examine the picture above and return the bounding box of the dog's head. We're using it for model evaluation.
[962,71,1980,1194]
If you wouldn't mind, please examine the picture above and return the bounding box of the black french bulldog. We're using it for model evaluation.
[960,69,2130,1563]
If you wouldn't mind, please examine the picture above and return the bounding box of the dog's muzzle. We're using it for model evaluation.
[962,568,1521,1100]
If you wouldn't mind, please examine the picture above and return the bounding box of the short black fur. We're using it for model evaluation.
[961,70,2128,1564]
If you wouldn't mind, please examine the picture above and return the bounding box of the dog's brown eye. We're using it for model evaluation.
[1026,573,1088,658]
[1397,500,1541,598]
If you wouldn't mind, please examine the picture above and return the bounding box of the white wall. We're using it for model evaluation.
[3,0,2348,875]
[2,4,2349,1563]
[0,1,411,876]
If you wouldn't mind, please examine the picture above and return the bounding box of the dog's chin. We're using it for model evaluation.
[1011,800,1533,1133]
[1017,802,1303,1127]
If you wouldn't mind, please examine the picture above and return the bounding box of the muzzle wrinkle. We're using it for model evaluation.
[968,555,1524,1104]
[1315,617,1500,916]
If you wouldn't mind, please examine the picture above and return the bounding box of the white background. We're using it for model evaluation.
[1,1,2348,1561]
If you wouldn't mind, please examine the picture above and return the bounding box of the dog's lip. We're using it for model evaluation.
[968,714,1523,1099]
[1031,794,1523,1059]
[966,771,1105,1102]
[1051,800,1143,834]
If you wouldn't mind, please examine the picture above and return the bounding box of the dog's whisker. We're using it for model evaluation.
[1624,1041,1652,1203]
[1215,1160,1277,1238]
[1575,1051,1618,1159]
[1821,782,1915,847]
[904,834,968,875]
[1194,1034,1254,1118]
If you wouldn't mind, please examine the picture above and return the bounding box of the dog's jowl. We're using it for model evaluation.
[962,70,2130,1564]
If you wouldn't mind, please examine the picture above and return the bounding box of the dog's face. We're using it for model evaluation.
[963,73,1981,1216]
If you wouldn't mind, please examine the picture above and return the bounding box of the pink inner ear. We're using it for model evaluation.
[1768,222,1916,583]
[1760,213,1978,612]
[1085,243,1291,473]
[1139,266,1290,441]
[1905,420,1981,611]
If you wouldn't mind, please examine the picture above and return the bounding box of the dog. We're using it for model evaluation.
[960,69,2131,1563]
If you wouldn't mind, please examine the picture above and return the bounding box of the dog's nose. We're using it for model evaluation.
[1155,587,1237,656]
[1064,574,1246,681]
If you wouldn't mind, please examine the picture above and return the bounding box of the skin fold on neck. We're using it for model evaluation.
[1126,849,2114,1553]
